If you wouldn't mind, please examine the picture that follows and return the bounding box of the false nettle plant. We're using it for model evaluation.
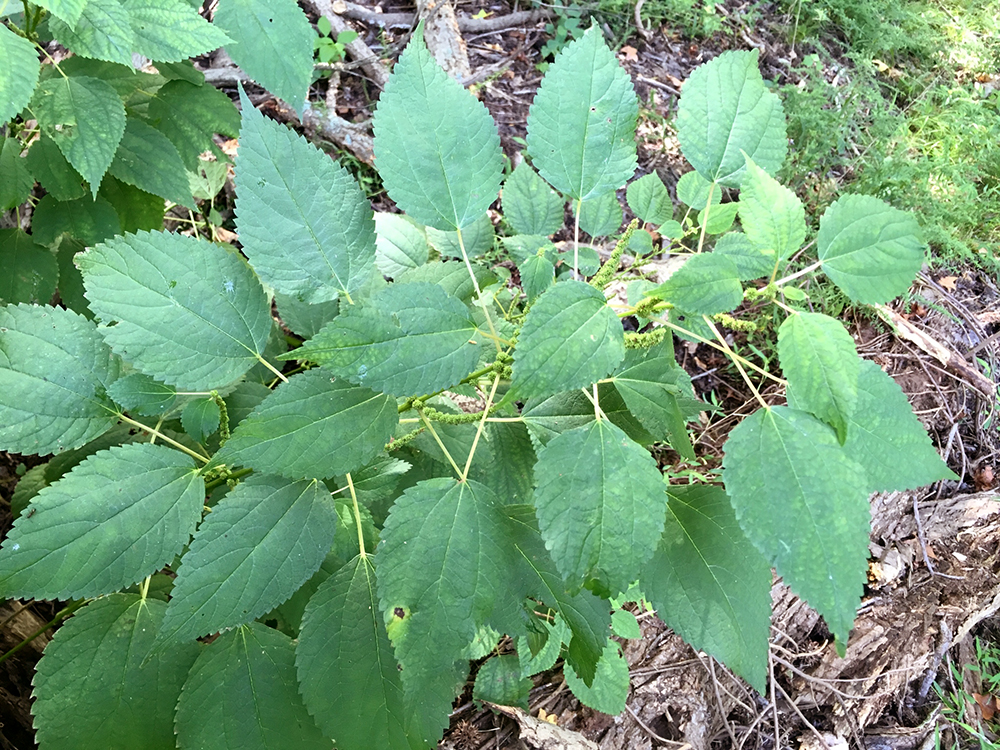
[0,24,954,750]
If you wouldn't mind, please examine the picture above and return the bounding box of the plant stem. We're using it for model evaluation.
[0,599,88,667]
[256,355,289,383]
[139,576,150,600]
[703,315,769,410]
[573,198,582,280]
[696,182,714,253]
[117,413,209,463]
[652,315,786,385]
[417,409,464,479]
[346,472,366,558]
[203,467,253,493]
[462,375,500,481]
[456,227,502,353]
[774,258,823,286]
[592,383,600,420]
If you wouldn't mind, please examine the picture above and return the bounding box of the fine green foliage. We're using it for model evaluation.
[0,26,954,749]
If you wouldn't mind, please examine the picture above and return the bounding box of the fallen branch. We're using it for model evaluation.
[303,0,390,88]
[876,304,997,398]
[332,1,554,32]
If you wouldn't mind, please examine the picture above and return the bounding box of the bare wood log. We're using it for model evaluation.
[301,103,375,165]
[332,1,554,32]
[416,0,471,81]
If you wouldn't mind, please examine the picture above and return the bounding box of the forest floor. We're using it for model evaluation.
[2,0,999,748]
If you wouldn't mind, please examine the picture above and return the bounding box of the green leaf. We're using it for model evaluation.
[612,357,699,459]
[722,407,870,643]
[50,0,134,67]
[502,235,557,265]
[578,191,622,237]
[519,253,555,302]
[778,312,859,443]
[713,231,773,280]
[521,383,655,448]
[518,614,570,677]
[642,484,771,692]
[410,414,493,469]
[108,373,177,415]
[502,160,565,236]
[675,170,720,210]
[274,292,339,339]
[99,176,166,233]
[526,27,637,201]
[31,75,126,196]
[611,608,641,639]
[512,280,624,399]
[374,212,428,277]
[31,0,86,26]
[214,0,313,112]
[469,422,536,506]
[32,595,200,750]
[123,0,231,63]
[109,117,194,207]
[677,50,786,188]
[502,504,610,684]
[148,80,240,170]
[297,555,409,750]
[626,172,672,225]
[738,155,805,261]
[58,56,166,102]
[0,230,58,304]
[533,419,666,595]
[0,304,119,454]
[234,88,376,302]
[397,260,495,303]
[31,193,121,247]
[817,194,925,304]
[474,654,531,709]
[25,134,86,201]
[563,640,629,714]
[377,478,514,744]
[647,254,743,315]
[56,238,92,317]
[372,24,503,231]
[155,59,205,85]
[0,20,41,124]
[0,137,34,210]
[174,623,328,750]
[425,211,495,259]
[290,282,486,396]
[697,201,739,234]
[844,360,957,492]
[159,475,335,643]
[211,369,397,478]
[0,443,203,599]
[181,397,220,441]
[77,230,272,390]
